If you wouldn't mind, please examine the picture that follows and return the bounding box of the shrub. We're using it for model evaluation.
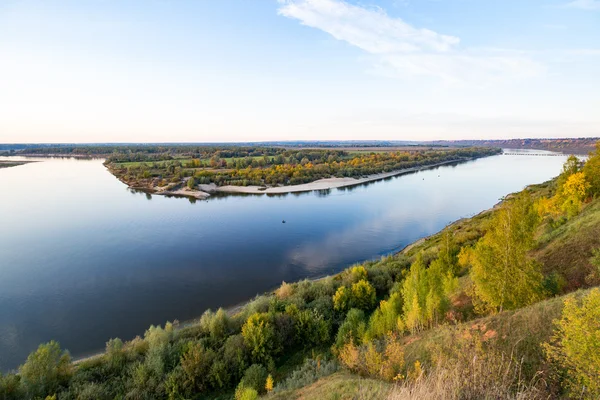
[275,281,293,299]
[19,341,72,398]
[0,373,22,400]
[235,386,258,400]
[273,357,338,392]
[242,313,279,364]
[239,364,268,394]
[333,286,351,312]
[335,308,366,350]
[544,289,600,399]
[351,279,376,310]
[180,342,216,392]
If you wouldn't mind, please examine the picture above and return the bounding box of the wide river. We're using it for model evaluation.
[0,150,568,370]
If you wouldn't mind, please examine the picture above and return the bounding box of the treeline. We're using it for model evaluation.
[110,147,500,189]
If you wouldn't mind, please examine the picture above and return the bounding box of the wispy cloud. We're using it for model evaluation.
[564,0,600,10]
[277,0,544,85]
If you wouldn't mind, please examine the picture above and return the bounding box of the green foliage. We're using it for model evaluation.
[187,177,195,189]
[583,142,600,196]
[401,252,455,333]
[335,308,367,350]
[470,192,545,313]
[105,338,126,372]
[273,357,339,392]
[292,309,331,347]
[0,372,22,400]
[239,364,268,394]
[333,286,351,312]
[235,386,259,400]
[242,313,279,365]
[180,342,216,393]
[349,265,368,283]
[365,292,404,341]
[544,289,600,399]
[19,341,72,398]
[350,279,376,310]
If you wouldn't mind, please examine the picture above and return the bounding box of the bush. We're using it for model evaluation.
[239,364,268,394]
[335,308,366,350]
[351,279,376,310]
[242,313,279,364]
[274,357,338,392]
[19,341,72,398]
[235,386,258,400]
[544,289,600,399]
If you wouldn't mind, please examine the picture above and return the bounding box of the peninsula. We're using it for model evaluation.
[101,146,501,198]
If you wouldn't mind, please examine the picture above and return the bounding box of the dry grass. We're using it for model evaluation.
[388,351,551,400]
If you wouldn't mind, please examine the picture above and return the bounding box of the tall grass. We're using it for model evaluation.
[388,344,552,400]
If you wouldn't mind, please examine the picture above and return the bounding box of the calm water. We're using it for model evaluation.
[0,150,567,370]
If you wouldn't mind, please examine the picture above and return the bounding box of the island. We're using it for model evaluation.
[102,146,501,199]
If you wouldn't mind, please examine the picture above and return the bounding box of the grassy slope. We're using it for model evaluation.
[266,179,600,399]
[270,288,593,400]
[266,371,393,400]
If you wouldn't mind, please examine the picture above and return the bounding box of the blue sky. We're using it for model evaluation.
[0,0,598,143]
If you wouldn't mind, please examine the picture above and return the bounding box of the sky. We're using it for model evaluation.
[0,0,599,143]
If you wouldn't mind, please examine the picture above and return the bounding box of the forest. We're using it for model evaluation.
[1,143,599,399]
[104,146,500,191]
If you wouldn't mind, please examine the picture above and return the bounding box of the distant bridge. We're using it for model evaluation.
[502,152,563,156]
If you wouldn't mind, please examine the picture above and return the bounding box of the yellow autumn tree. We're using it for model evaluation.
[560,171,590,217]
[265,374,274,392]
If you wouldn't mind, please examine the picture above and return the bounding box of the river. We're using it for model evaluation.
[0,149,568,370]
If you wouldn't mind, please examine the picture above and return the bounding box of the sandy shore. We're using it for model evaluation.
[200,159,468,195]
[155,188,211,200]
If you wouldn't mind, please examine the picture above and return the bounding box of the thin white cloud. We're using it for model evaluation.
[564,0,600,10]
[277,0,544,85]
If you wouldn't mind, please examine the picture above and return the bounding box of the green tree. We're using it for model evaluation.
[583,142,600,196]
[187,177,196,189]
[242,313,278,364]
[544,289,600,399]
[365,292,404,340]
[351,279,376,310]
[333,286,351,312]
[437,231,459,275]
[470,192,544,313]
[19,341,72,398]
[293,309,330,346]
[180,342,216,393]
[0,373,22,400]
[335,308,367,349]
[401,253,428,333]
[349,265,368,282]
[239,364,268,394]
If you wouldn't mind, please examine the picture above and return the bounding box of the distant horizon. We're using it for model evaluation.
[1,137,600,146]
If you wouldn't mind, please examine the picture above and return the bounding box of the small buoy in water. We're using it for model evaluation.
[282,220,286,224]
